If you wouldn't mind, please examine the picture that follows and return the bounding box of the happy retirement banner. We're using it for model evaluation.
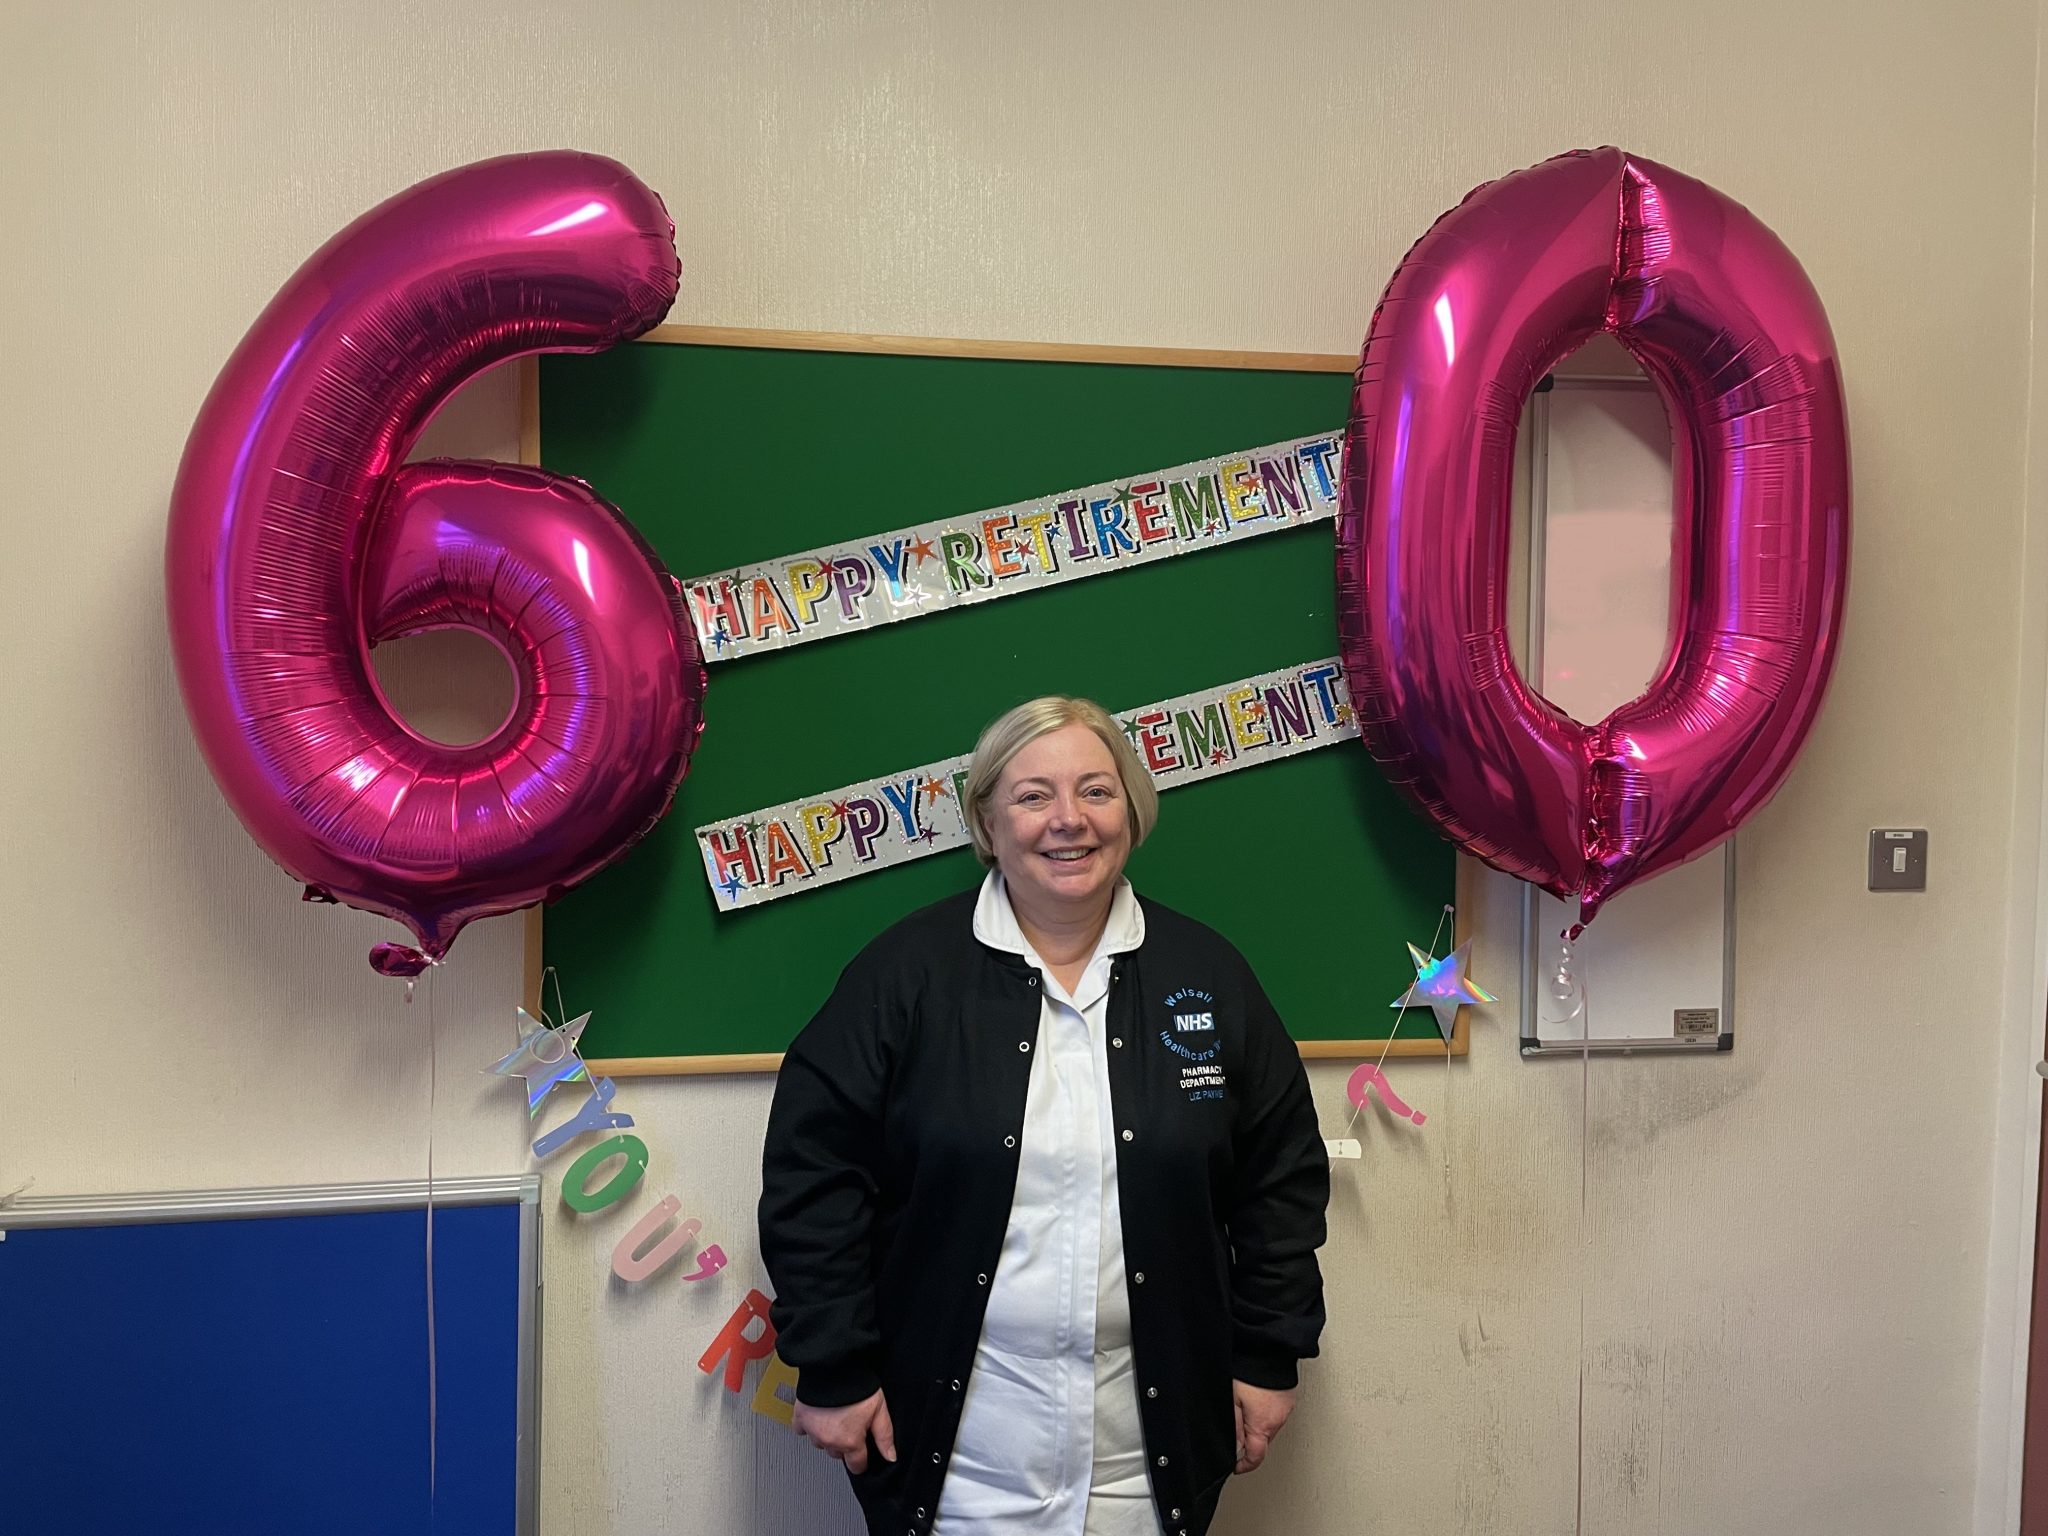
[678,433,1344,660]
[697,658,1359,910]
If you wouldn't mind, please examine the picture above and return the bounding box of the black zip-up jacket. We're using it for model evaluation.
[759,888,1329,1536]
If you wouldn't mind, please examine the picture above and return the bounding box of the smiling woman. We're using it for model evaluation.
[960,700,1158,994]
[758,695,1331,1536]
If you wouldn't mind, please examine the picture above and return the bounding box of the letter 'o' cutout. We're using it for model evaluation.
[1337,148,1849,925]
[562,1133,650,1213]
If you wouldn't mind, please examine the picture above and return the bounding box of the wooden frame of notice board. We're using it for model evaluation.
[520,326,1477,1077]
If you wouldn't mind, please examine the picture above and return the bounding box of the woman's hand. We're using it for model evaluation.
[1232,1380,1297,1474]
[792,1389,896,1474]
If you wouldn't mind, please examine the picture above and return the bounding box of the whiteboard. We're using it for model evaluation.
[1518,376,1735,1055]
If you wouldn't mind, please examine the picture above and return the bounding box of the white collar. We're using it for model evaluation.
[972,869,1145,960]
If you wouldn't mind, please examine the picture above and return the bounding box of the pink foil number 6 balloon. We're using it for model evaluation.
[1338,148,1849,927]
[167,154,704,975]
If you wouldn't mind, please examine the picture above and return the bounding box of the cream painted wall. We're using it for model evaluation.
[5,3,2045,1534]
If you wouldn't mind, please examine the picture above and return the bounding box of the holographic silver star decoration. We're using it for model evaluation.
[1389,939,1495,1045]
[488,1007,593,1117]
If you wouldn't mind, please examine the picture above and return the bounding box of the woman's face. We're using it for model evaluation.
[987,722,1133,920]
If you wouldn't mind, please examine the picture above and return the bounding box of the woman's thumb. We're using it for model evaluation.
[872,1395,898,1462]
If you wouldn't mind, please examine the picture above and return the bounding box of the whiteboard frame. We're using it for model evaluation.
[0,1174,542,1536]
[1516,377,1737,1057]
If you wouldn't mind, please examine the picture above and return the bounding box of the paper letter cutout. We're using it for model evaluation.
[561,1133,650,1212]
[610,1195,701,1282]
[532,1076,633,1160]
[699,1288,778,1392]
[1346,1063,1426,1125]
[752,1351,802,1426]
[682,1244,729,1282]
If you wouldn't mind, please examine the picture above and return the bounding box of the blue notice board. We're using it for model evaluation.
[0,1177,538,1536]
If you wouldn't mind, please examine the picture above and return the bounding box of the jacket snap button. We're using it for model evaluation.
[951,1379,962,1391]
[1146,1386,1158,1399]
[1004,1135,1016,1148]
[977,1273,988,1285]
[1018,1041,1030,1053]
[1156,1455,1168,1467]
[1170,1509,1181,1520]
[1133,1271,1145,1284]
[916,1508,926,1519]
[932,1452,942,1464]
[1121,1129,1133,1142]
[1027,976,1038,987]
[1112,1037,1123,1048]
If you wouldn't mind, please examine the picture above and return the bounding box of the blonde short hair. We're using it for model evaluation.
[961,696,1160,867]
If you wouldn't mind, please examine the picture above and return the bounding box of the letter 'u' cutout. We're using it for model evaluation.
[610,1195,700,1282]
[1337,148,1849,925]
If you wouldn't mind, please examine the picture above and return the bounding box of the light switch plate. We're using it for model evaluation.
[1868,828,1928,891]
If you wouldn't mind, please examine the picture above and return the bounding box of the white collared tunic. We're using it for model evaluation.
[933,872,1161,1536]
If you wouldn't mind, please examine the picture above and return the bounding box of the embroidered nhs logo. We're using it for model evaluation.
[1164,987,1216,1032]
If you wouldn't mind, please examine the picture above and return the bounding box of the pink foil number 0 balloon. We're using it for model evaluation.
[1338,148,1849,927]
[167,153,704,974]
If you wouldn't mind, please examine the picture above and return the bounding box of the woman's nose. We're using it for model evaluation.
[1048,794,1083,829]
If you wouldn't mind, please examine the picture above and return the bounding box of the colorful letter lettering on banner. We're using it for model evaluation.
[611,1196,701,1282]
[1300,439,1340,501]
[698,660,1360,910]
[1300,662,1343,725]
[1263,681,1312,746]
[1015,509,1060,573]
[800,804,843,870]
[831,556,874,620]
[787,560,832,626]
[1170,474,1226,540]
[1132,710,1179,774]
[844,797,887,861]
[868,539,910,599]
[1089,497,1136,557]
[703,824,760,890]
[1177,704,1229,766]
[700,1289,778,1392]
[749,576,797,641]
[1131,482,1172,544]
[752,1353,802,1426]
[939,531,990,593]
[1225,687,1266,750]
[759,821,811,887]
[687,580,744,650]
[1222,460,1264,523]
[1057,499,1092,562]
[879,778,920,839]
[983,515,1026,578]
[677,433,1341,660]
[561,1133,649,1213]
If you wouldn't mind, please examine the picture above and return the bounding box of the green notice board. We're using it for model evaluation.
[538,334,1457,1066]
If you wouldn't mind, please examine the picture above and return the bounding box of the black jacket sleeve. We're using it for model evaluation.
[758,955,893,1407]
[1225,964,1330,1389]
